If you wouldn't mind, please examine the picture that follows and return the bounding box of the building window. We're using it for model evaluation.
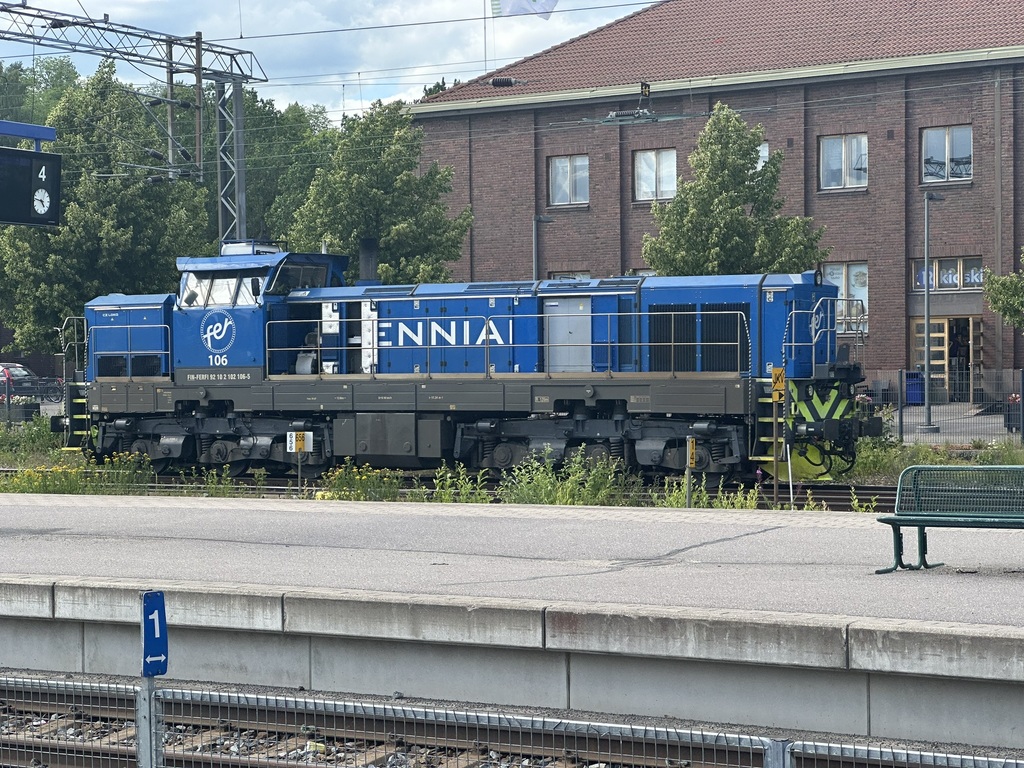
[819,134,867,190]
[549,270,591,279]
[912,256,983,291]
[757,142,769,171]
[633,148,676,201]
[823,262,868,333]
[549,155,589,205]
[922,126,972,182]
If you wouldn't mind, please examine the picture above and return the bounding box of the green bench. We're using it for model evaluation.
[876,465,1024,574]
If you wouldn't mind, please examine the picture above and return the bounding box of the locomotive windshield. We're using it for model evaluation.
[179,268,266,308]
[266,263,329,295]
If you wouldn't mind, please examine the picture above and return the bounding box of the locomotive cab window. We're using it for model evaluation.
[179,269,267,308]
[268,264,328,295]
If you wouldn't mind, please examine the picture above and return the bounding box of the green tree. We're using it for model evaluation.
[288,99,472,284]
[27,57,79,125]
[264,104,340,240]
[983,267,1024,329]
[0,61,208,352]
[642,102,829,276]
[420,78,460,100]
[0,62,31,137]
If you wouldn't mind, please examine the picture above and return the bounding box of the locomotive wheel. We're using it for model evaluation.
[262,462,294,478]
[582,442,611,464]
[150,458,173,475]
[491,442,516,469]
[223,460,251,478]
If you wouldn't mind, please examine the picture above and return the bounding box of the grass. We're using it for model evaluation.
[5,411,1024,502]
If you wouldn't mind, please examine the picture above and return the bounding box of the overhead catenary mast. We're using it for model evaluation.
[0,2,267,241]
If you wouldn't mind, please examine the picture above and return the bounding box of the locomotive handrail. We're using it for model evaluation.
[786,297,865,371]
[265,308,752,379]
[56,316,87,383]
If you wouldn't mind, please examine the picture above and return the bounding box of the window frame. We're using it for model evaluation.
[633,148,677,201]
[921,125,973,183]
[548,154,590,206]
[822,261,869,334]
[818,133,868,190]
[756,142,769,171]
[912,256,983,292]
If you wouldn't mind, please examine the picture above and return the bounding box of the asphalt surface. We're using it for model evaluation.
[2,494,1023,627]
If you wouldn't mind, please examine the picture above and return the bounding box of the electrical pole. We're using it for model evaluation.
[0,3,265,241]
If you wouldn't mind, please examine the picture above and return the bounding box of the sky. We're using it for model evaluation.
[0,1,658,122]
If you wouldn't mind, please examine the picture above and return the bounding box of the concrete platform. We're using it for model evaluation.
[2,494,1024,749]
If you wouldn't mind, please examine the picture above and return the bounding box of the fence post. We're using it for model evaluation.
[136,679,158,768]
[764,739,791,768]
[897,368,905,441]
[1018,369,1024,445]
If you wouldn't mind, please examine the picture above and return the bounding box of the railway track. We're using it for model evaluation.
[2,678,1013,768]
[0,466,898,512]
[1,680,769,768]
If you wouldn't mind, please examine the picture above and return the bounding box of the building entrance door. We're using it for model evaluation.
[911,316,982,403]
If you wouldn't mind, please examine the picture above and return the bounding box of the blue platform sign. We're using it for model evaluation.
[141,591,168,677]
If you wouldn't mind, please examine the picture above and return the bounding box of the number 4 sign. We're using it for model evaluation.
[141,591,168,677]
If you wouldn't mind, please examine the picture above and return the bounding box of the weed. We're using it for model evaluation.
[316,458,404,501]
[800,489,829,511]
[976,439,1024,466]
[0,414,66,467]
[849,489,878,514]
[429,463,491,504]
[495,449,643,506]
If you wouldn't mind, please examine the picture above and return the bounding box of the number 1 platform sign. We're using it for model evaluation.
[141,591,169,677]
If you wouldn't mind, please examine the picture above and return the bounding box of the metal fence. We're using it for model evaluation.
[861,368,1024,446]
[2,676,1022,768]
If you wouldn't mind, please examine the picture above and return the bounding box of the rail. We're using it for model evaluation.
[1,676,1019,768]
[264,309,753,379]
[786,297,866,370]
[56,316,86,383]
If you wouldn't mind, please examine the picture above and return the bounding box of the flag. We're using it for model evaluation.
[492,0,559,20]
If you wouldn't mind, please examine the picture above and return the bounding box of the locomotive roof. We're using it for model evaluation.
[639,271,821,289]
[86,293,175,308]
[176,251,349,273]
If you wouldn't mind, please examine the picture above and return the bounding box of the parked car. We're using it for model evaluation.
[0,363,62,402]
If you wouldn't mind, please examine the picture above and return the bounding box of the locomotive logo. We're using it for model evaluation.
[200,309,236,353]
[380,318,513,347]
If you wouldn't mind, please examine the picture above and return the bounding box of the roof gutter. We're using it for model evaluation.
[409,45,1024,117]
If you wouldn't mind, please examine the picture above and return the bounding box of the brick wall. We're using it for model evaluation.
[417,63,1024,369]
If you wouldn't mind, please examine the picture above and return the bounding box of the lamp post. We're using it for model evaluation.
[921,191,944,433]
[532,215,554,281]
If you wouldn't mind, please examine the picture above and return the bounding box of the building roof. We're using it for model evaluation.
[415,0,1024,112]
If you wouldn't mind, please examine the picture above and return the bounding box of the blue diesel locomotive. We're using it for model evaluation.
[62,243,881,479]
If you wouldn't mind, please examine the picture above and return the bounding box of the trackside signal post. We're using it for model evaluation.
[772,367,785,505]
[139,591,168,768]
[288,430,313,489]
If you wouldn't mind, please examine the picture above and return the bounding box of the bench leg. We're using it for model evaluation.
[876,525,914,574]
[913,526,944,570]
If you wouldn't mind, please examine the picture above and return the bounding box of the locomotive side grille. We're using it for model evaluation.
[701,302,750,373]
[648,304,696,372]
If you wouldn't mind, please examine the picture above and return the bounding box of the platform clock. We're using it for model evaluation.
[30,154,60,224]
[0,147,61,227]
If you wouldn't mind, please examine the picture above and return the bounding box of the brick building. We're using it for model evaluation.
[409,0,1024,379]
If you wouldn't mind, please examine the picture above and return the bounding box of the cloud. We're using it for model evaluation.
[0,1,652,119]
